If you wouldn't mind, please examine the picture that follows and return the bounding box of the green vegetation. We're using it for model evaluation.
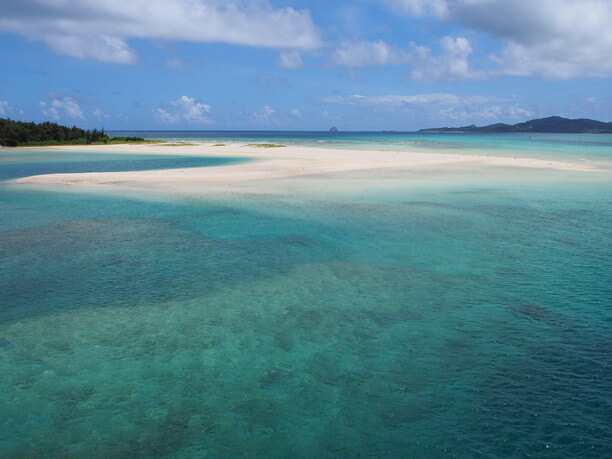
[420,116,612,134]
[106,138,159,145]
[212,143,226,147]
[107,136,150,143]
[162,142,196,147]
[1,118,108,146]
[245,143,286,148]
[0,118,150,146]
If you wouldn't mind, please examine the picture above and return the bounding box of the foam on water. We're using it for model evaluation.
[0,146,611,456]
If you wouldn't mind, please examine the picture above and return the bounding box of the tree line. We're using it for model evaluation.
[0,118,144,146]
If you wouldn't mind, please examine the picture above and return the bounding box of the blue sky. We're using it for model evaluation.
[1,0,610,130]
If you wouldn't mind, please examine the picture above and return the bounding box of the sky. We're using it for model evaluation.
[0,0,611,131]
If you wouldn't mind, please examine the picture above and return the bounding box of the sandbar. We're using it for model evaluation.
[12,142,606,189]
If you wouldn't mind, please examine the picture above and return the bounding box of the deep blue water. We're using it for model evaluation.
[0,144,611,456]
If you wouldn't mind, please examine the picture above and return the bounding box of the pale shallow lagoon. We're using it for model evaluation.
[1,138,611,456]
[110,130,612,166]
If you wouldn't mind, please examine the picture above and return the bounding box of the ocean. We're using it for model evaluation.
[1,133,610,456]
[110,130,612,164]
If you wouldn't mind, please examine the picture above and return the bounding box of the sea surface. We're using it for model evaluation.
[1,134,611,457]
[110,130,612,165]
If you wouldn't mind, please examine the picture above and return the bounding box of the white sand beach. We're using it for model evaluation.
[13,142,605,191]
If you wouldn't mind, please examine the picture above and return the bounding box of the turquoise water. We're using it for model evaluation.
[111,130,612,165]
[1,142,611,456]
[0,150,246,181]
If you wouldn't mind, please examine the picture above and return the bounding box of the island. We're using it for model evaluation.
[419,116,612,134]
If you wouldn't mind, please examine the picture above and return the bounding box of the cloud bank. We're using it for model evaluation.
[323,93,534,123]
[332,36,479,80]
[0,0,323,64]
[386,0,612,78]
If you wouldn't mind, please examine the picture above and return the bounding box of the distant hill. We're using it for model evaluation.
[419,116,612,134]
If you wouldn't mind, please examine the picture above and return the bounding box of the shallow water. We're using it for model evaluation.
[0,150,246,181]
[1,146,611,456]
[110,130,612,165]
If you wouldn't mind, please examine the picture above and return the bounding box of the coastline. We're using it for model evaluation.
[11,142,607,189]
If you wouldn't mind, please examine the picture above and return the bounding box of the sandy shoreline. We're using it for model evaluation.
[11,142,606,188]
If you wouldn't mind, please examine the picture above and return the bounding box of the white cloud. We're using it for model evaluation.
[250,106,278,124]
[166,58,184,69]
[323,92,534,123]
[277,50,304,69]
[44,35,137,64]
[384,0,448,18]
[92,108,108,120]
[332,36,479,80]
[154,108,180,124]
[42,107,60,121]
[155,96,213,124]
[173,96,212,123]
[165,57,198,73]
[225,105,306,127]
[0,0,323,64]
[41,97,84,120]
[586,96,605,108]
[408,36,478,80]
[332,40,409,67]
[507,104,535,119]
[387,0,612,78]
[323,93,501,107]
[0,101,12,117]
[55,98,84,119]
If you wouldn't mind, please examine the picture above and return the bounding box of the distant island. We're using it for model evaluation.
[420,116,612,134]
[0,118,146,146]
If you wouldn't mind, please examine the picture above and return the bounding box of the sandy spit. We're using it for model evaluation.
[13,142,605,188]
